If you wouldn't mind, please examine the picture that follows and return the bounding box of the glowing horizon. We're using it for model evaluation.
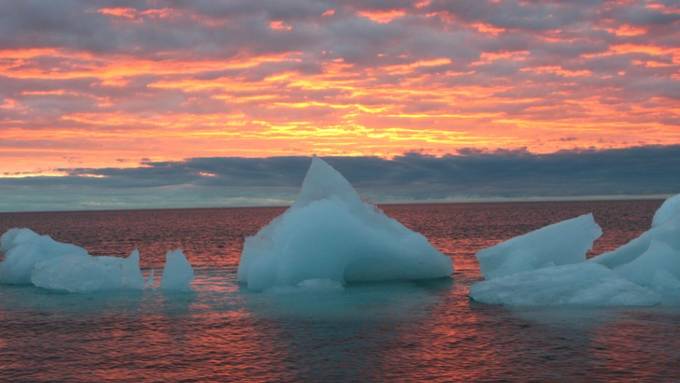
[0,1,678,176]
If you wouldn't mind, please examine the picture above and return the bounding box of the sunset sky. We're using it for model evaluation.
[0,0,679,210]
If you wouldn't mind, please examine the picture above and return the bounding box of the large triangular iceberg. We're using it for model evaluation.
[237,157,453,291]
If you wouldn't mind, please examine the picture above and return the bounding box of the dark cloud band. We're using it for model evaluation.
[1,145,679,212]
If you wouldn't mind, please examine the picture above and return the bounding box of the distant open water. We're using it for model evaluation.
[1,200,679,382]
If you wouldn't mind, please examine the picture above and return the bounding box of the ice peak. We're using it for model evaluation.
[161,249,194,291]
[237,156,452,291]
[128,249,140,263]
[293,157,363,208]
[652,194,680,228]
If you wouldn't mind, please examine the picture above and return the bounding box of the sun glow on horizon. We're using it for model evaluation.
[0,1,677,175]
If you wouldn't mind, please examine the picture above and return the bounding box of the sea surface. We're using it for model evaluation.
[0,200,678,382]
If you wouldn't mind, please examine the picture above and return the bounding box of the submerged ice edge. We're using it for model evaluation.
[471,193,680,307]
[0,228,194,293]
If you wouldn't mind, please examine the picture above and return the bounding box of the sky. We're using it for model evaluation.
[0,0,678,210]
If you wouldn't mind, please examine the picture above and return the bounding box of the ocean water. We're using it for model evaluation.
[1,200,679,382]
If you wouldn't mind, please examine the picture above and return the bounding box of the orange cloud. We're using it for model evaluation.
[97,7,137,19]
[269,20,293,31]
[357,9,406,23]
[0,0,678,177]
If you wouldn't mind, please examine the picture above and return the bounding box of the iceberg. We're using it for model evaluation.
[476,214,602,280]
[160,249,194,291]
[1,228,194,293]
[31,250,145,293]
[0,228,88,284]
[237,157,453,291]
[469,262,660,307]
[471,193,680,307]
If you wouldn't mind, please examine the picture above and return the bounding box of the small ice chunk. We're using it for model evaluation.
[469,262,660,307]
[0,228,88,284]
[476,214,602,280]
[31,250,145,293]
[160,249,194,291]
[237,158,452,291]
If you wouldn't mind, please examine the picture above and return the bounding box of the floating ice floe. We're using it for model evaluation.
[31,250,145,293]
[237,157,453,291]
[477,213,602,280]
[161,249,194,291]
[471,193,680,306]
[0,228,88,284]
[0,228,193,293]
[470,262,660,307]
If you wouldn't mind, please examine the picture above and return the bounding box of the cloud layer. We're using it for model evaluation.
[1,145,679,212]
[0,0,678,175]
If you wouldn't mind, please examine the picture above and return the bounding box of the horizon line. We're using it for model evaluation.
[0,193,669,214]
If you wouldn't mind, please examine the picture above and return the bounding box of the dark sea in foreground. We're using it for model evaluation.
[1,200,679,382]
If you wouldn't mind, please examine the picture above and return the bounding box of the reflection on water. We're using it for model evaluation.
[243,279,451,321]
[1,200,679,382]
